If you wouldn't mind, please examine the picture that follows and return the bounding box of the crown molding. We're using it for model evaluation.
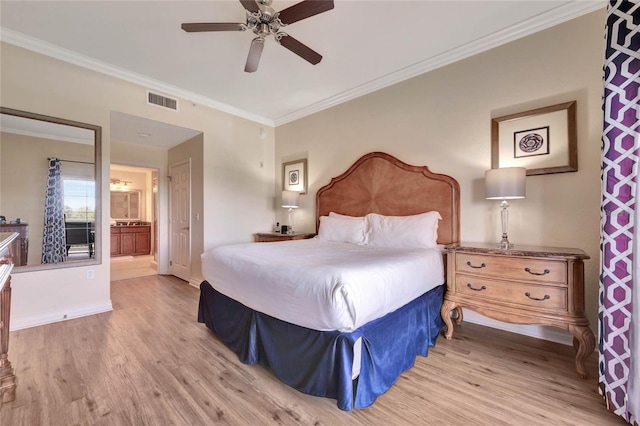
[1,126,93,145]
[1,1,604,128]
[0,27,275,127]
[272,1,606,126]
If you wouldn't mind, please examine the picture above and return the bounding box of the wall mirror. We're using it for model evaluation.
[110,190,141,220]
[0,107,102,272]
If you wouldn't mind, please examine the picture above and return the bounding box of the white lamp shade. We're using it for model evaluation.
[281,190,299,208]
[485,167,526,200]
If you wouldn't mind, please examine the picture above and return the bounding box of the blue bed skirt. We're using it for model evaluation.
[198,281,444,411]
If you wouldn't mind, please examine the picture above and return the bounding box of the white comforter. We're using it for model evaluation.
[201,238,444,332]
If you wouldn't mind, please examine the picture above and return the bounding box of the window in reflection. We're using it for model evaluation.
[63,178,95,260]
[64,179,96,221]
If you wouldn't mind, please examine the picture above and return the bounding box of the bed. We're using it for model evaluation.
[198,152,460,410]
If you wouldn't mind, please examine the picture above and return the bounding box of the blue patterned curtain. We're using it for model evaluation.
[42,157,67,263]
[600,1,639,424]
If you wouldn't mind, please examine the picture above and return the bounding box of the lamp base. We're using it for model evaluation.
[497,234,513,250]
[286,208,294,234]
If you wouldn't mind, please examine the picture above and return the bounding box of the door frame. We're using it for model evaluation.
[109,163,160,266]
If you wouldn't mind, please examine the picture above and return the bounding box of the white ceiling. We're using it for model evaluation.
[1,0,604,130]
[110,111,202,150]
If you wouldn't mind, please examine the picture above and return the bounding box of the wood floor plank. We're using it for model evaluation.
[0,275,628,425]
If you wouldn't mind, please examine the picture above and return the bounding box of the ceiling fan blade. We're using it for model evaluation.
[277,0,334,25]
[278,34,322,65]
[244,37,265,73]
[181,23,245,32]
[239,0,260,13]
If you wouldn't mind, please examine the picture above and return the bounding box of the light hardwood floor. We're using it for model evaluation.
[110,255,157,281]
[0,275,626,425]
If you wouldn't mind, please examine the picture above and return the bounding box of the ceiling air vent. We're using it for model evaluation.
[147,91,178,111]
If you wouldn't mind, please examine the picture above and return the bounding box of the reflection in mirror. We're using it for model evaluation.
[0,107,101,271]
[110,189,141,220]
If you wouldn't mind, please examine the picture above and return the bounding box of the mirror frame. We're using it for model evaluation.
[0,107,102,272]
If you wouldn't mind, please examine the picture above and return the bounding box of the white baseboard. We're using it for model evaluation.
[461,309,575,346]
[10,301,113,331]
[189,277,203,289]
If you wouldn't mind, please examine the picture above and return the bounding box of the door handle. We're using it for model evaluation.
[182,227,189,231]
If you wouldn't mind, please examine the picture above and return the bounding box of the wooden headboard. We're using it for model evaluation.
[316,152,460,245]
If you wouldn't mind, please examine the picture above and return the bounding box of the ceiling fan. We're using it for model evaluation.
[181,0,335,73]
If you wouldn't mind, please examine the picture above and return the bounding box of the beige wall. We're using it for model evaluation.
[1,41,276,329]
[275,10,605,342]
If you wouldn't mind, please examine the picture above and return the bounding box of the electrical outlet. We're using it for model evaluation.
[86,269,94,280]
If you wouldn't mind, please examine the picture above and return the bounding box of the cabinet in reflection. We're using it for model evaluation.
[0,224,27,266]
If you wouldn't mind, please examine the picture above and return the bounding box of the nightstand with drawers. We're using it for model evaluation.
[254,232,316,242]
[441,243,595,378]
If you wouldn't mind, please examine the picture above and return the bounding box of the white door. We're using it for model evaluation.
[170,161,191,281]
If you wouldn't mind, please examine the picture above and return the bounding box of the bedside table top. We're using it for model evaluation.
[445,242,590,260]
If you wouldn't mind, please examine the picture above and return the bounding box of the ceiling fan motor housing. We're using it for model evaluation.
[245,4,283,36]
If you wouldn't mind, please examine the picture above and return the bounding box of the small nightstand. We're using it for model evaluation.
[441,242,595,378]
[254,232,316,243]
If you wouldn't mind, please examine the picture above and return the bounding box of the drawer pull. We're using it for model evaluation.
[524,267,550,276]
[525,292,550,301]
[467,283,487,291]
[466,261,486,269]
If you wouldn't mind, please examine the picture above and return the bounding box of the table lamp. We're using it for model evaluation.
[485,167,526,249]
[281,190,299,233]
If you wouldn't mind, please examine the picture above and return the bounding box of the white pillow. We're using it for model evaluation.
[329,212,365,220]
[365,211,442,249]
[317,215,367,244]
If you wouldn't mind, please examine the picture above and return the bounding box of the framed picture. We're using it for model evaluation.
[282,158,307,194]
[491,101,577,175]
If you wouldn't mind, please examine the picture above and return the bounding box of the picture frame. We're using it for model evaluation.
[491,101,577,175]
[282,158,307,194]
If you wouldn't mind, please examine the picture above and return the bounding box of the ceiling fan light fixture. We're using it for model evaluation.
[244,37,266,73]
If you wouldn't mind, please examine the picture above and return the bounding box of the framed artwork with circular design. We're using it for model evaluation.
[282,158,307,194]
[491,101,577,176]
